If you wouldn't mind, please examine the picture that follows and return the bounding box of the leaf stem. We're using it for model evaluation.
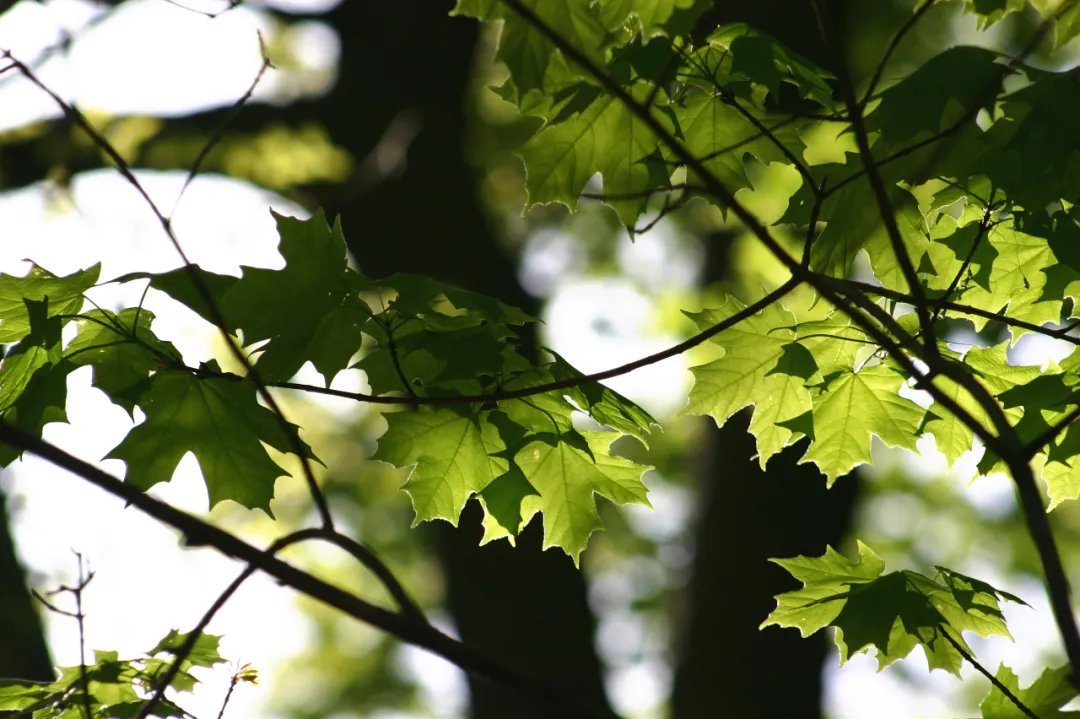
[268,278,800,405]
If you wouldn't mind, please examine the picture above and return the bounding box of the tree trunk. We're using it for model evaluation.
[314,4,616,717]
[0,486,52,682]
[670,413,857,718]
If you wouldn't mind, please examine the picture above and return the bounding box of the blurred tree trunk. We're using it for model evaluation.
[0,486,52,682]
[312,4,614,718]
[670,412,857,718]
[670,3,856,717]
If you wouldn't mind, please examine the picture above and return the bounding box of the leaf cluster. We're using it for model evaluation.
[0,630,226,719]
[0,211,656,561]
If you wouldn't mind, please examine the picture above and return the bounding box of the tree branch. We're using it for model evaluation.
[0,420,622,719]
[497,0,1080,675]
[813,0,937,358]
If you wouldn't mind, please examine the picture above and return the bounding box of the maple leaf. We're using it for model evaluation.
[0,298,72,466]
[106,366,313,513]
[64,308,181,414]
[514,429,650,564]
[596,0,703,37]
[520,82,671,226]
[685,298,813,467]
[0,263,99,343]
[800,365,924,483]
[373,407,508,526]
[221,211,370,384]
[452,0,608,95]
[763,543,1021,675]
[977,664,1080,719]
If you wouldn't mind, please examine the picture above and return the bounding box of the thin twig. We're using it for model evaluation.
[930,200,997,325]
[136,527,425,719]
[167,39,273,217]
[136,530,312,719]
[313,529,427,624]
[254,278,800,405]
[801,179,827,269]
[860,0,940,106]
[35,556,96,719]
[676,46,819,195]
[825,276,1080,346]
[1025,405,1080,461]
[939,627,1041,718]
[581,183,699,201]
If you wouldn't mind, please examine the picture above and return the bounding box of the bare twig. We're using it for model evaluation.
[35,555,96,719]
[167,37,273,217]
[136,526,425,719]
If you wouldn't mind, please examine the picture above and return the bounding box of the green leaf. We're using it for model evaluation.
[685,298,813,467]
[0,298,63,412]
[938,223,1066,328]
[596,0,704,37]
[373,407,508,525]
[514,429,650,563]
[975,67,1080,210]
[763,543,1020,675]
[150,629,226,669]
[1033,0,1080,48]
[959,0,1026,29]
[672,91,805,212]
[810,181,928,280]
[0,360,72,467]
[478,463,540,543]
[128,212,368,385]
[865,46,1004,156]
[0,263,99,343]
[704,24,835,107]
[122,265,238,328]
[979,664,1080,719]
[922,374,993,464]
[106,366,312,512]
[223,210,369,384]
[452,0,608,95]
[0,628,229,718]
[64,308,181,414]
[355,273,536,396]
[800,365,924,483]
[520,82,671,225]
[546,353,657,444]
